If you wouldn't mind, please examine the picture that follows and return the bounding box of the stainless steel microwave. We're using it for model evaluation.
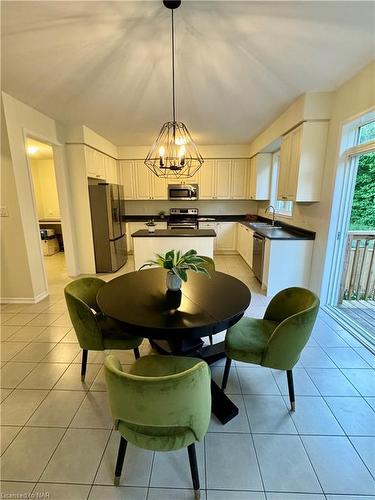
[168,184,198,201]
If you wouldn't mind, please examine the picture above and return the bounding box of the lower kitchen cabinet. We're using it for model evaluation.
[236,223,253,267]
[262,239,313,297]
[216,222,237,253]
[199,221,237,254]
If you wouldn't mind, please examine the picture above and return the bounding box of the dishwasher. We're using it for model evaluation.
[253,233,265,282]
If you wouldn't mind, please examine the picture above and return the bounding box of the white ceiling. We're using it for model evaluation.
[2,1,374,146]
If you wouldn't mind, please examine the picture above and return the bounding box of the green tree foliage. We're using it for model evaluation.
[349,151,375,230]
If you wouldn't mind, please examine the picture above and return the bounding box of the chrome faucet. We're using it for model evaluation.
[265,205,276,226]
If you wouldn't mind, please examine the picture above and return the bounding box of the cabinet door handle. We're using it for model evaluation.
[96,175,101,178]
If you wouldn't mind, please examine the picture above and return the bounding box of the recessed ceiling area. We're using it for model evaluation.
[2,1,374,146]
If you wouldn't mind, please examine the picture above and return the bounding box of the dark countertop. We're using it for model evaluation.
[132,229,217,238]
[124,215,315,240]
[246,223,314,240]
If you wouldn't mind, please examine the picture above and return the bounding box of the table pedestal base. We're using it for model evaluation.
[150,338,239,425]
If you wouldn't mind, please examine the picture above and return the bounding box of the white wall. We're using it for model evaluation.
[30,159,60,220]
[1,104,34,301]
[124,199,257,216]
[118,144,251,159]
[1,92,78,302]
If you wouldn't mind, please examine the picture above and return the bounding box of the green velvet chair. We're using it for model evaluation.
[222,287,319,411]
[200,256,216,345]
[104,354,211,499]
[64,277,143,381]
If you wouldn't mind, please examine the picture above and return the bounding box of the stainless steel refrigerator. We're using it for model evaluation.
[89,183,127,272]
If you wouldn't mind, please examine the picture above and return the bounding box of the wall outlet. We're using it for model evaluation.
[0,206,9,217]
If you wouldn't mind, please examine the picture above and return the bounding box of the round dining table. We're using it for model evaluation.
[97,268,251,424]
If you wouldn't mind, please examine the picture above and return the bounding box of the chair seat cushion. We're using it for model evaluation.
[225,317,279,364]
[98,315,142,350]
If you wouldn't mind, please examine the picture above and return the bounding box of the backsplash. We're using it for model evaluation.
[123,200,257,216]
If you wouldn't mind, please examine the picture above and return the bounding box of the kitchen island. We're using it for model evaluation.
[132,229,216,270]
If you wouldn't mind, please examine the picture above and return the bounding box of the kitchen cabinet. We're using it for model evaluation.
[231,159,248,199]
[277,121,329,202]
[262,238,313,297]
[236,223,254,267]
[198,160,215,199]
[119,160,136,200]
[216,222,237,253]
[104,156,118,184]
[134,161,152,200]
[85,146,105,179]
[215,160,232,199]
[198,159,249,200]
[198,221,218,250]
[131,161,167,200]
[247,153,272,200]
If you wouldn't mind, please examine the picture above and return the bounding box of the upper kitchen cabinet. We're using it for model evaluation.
[247,153,272,200]
[132,160,167,200]
[215,160,232,199]
[197,160,215,199]
[231,159,248,199]
[198,158,249,200]
[277,121,329,202]
[84,146,105,179]
[119,160,136,200]
[104,155,118,184]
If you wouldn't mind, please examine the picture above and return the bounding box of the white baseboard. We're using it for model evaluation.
[1,290,48,304]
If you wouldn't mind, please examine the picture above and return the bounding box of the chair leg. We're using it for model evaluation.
[81,349,88,381]
[208,335,213,345]
[221,357,232,390]
[287,369,295,411]
[133,347,140,359]
[114,436,127,486]
[187,443,200,499]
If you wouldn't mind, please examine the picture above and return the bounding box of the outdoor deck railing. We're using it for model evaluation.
[339,231,375,302]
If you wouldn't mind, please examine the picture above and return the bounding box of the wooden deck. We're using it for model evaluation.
[337,299,375,339]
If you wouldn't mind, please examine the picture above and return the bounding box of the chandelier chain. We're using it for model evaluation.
[171,9,176,123]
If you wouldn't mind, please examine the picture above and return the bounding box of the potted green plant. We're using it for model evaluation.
[140,249,211,291]
[145,219,156,233]
[158,210,166,219]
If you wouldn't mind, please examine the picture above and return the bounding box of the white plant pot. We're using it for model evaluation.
[147,226,156,233]
[166,271,182,291]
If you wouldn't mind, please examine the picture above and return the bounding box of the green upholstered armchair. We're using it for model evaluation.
[64,277,143,381]
[222,287,319,411]
[104,354,211,499]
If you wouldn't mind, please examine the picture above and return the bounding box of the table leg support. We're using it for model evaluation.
[210,379,239,425]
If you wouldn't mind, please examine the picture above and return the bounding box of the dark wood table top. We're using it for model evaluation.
[97,268,251,341]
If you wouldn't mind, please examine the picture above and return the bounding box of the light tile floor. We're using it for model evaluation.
[1,254,374,499]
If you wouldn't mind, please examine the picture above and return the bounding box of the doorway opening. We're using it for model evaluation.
[325,116,375,350]
[26,138,68,291]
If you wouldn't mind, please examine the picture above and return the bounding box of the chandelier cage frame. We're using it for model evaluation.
[144,1,204,179]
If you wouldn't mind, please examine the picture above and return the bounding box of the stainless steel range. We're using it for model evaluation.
[167,208,199,230]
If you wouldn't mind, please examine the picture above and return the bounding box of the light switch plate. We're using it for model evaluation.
[0,206,9,217]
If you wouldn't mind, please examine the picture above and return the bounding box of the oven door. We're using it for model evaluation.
[168,185,198,201]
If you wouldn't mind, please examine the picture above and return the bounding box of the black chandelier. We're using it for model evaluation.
[144,0,204,179]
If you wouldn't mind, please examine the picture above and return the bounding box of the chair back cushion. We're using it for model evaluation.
[104,355,211,449]
[64,277,105,350]
[262,287,319,370]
